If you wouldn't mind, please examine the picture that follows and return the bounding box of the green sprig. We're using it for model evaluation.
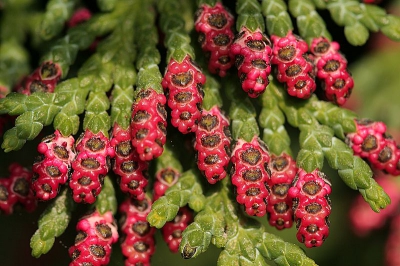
[288,0,331,43]
[256,232,317,266]
[39,0,78,40]
[202,74,224,110]
[41,23,95,77]
[95,176,118,215]
[179,181,230,259]
[147,169,205,228]
[180,202,226,259]
[30,189,74,258]
[83,91,111,136]
[0,92,28,115]
[261,0,293,37]
[155,143,183,173]
[325,0,400,43]
[225,78,259,142]
[336,154,390,212]
[236,0,265,32]
[269,79,327,171]
[1,92,61,151]
[0,42,30,93]
[41,1,130,77]
[97,0,117,12]
[54,78,89,136]
[305,97,357,139]
[158,0,196,62]
[197,0,218,7]
[297,123,333,172]
[258,83,292,155]
[134,1,163,94]
[108,2,137,129]
[326,0,369,45]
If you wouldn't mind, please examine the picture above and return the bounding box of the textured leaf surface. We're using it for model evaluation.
[30,189,73,258]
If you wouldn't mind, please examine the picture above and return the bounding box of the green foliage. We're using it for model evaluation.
[0,42,29,93]
[258,84,292,155]
[158,0,196,62]
[257,232,317,265]
[1,0,400,265]
[179,178,316,265]
[95,176,118,215]
[97,0,117,11]
[30,189,74,258]
[147,169,205,228]
[305,97,357,139]
[261,0,293,37]
[236,0,265,32]
[202,74,223,110]
[155,143,183,173]
[225,79,260,142]
[288,0,331,43]
[0,92,62,151]
[39,0,78,40]
[380,15,400,41]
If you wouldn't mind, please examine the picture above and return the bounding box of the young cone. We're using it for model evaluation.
[0,163,36,214]
[15,61,62,95]
[310,37,354,106]
[32,130,75,201]
[69,130,115,204]
[194,105,232,184]
[346,119,400,176]
[194,2,235,77]
[289,168,332,248]
[111,124,149,200]
[119,196,156,266]
[130,89,167,161]
[230,27,272,98]
[266,153,297,230]
[69,210,118,266]
[162,55,206,134]
[230,136,271,217]
[271,32,316,99]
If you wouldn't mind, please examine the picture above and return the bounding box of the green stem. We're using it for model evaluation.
[155,142,183,173]
[197,0,218,7]
[97,0,117,11]
[157,0,196,62]
[236,0,265,32]
[202,74,224,110]
[261,0,293,37]
[135,0,163,94]
[95,176,118,215]
[39,0,78,40]
[258,82,292,155]
[224,78,260,142]
[41,1,128,77]
[147,168,206,228]
[288,0,331,44]
[305,96,357,139]
[30,188,74,258]
[109,2,138,130]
